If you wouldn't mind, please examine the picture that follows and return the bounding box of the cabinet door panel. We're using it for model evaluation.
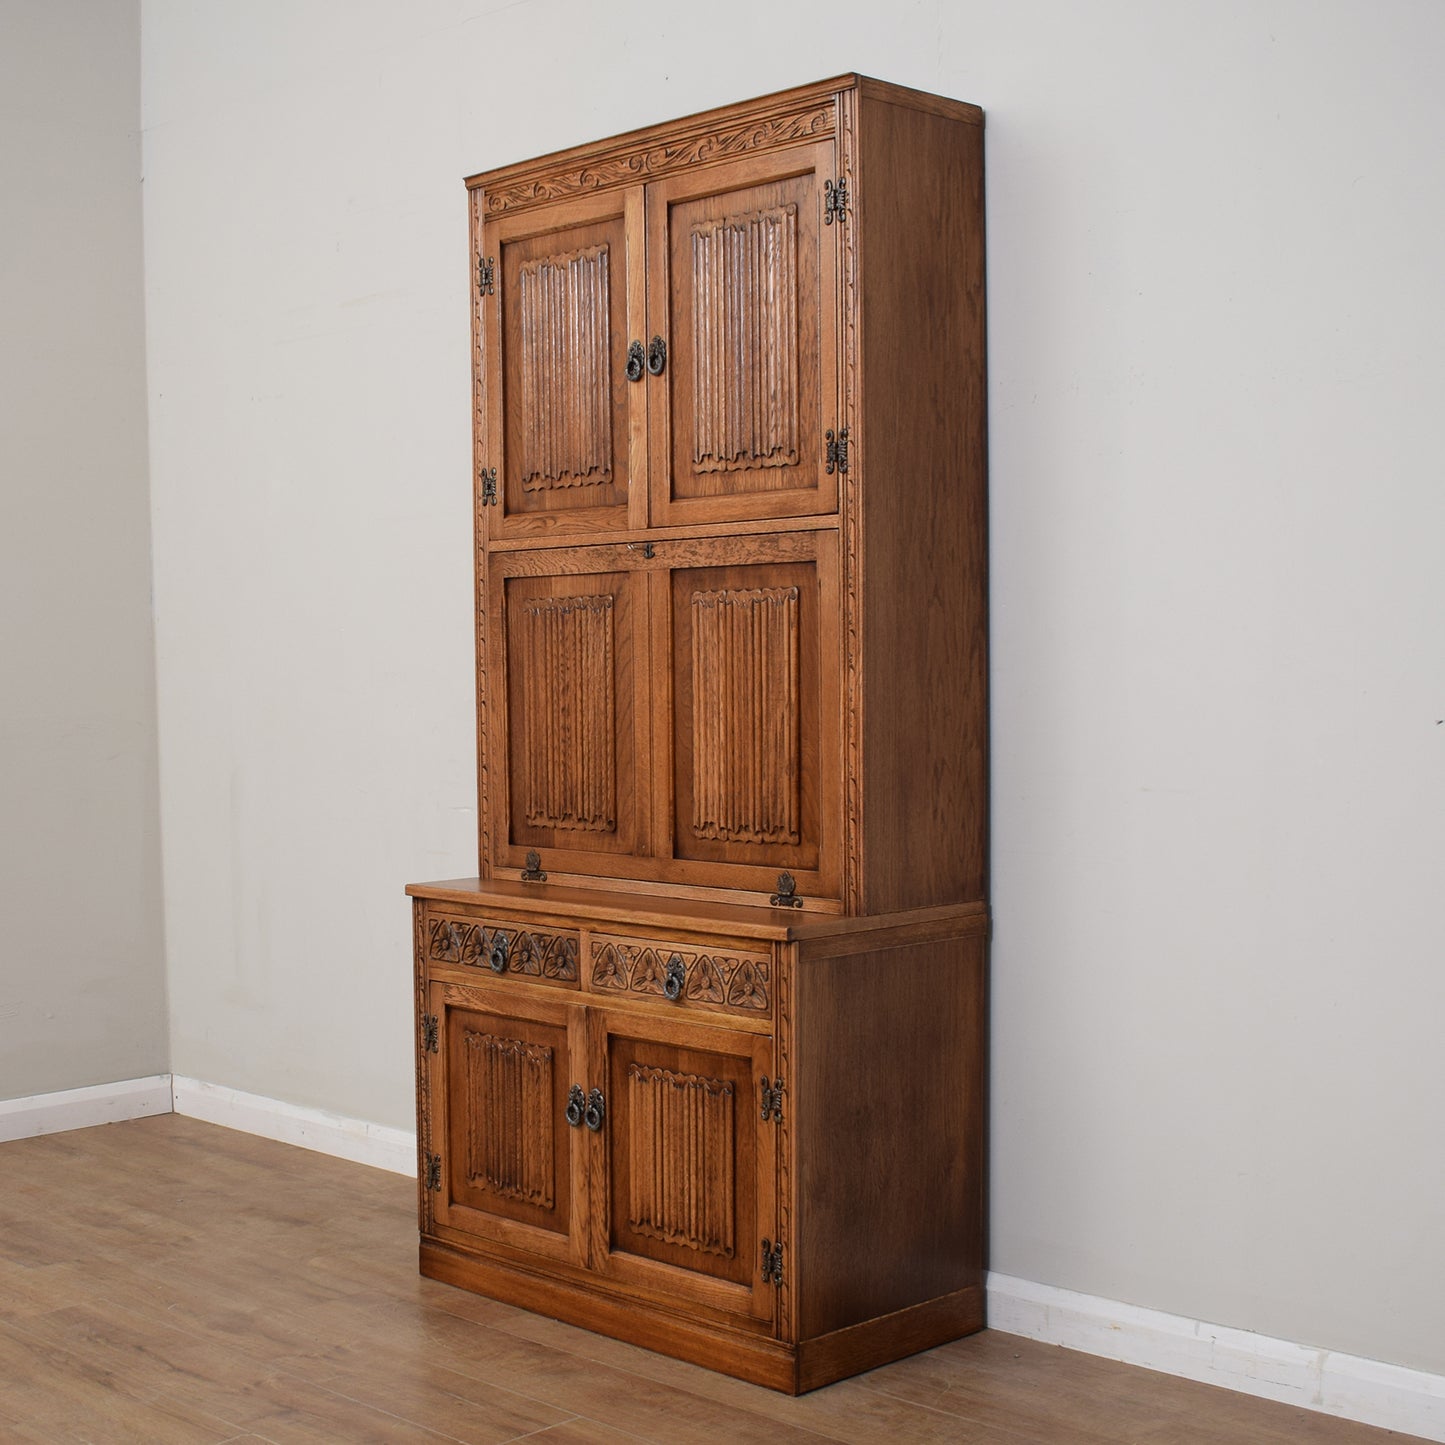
[492,557,647,866]
[647,142,838,526]
[591,1011,777,1324]
[431,983,585,1266]
[481,190,645,536]
[669,540,838,886]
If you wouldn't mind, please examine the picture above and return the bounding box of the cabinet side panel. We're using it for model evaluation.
[795,928,986,1341]
[857,99,987,912]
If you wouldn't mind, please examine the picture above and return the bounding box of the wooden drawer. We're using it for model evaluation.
[423,910,580,989]
[586,932,773,1022]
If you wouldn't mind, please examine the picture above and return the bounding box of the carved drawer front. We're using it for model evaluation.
[425,912,580,990]
[588,933,772,1021]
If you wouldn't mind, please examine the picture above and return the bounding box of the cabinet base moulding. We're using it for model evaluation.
[420,1237,983,1394]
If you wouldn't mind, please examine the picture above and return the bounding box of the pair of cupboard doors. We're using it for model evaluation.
[474,140,843,536]
[424,917,782,1335]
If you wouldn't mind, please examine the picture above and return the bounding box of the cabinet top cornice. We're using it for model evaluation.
[464,74,983,214]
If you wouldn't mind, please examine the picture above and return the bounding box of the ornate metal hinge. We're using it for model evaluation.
[520,850,547,883]
[825,427,849,475]
[425,1153,442,1191]
[823,177,849,225]
[760,1076,784,1123]
[761,1238,785,1286]
[477,255,495,295]
[770,872,804,909]
[422,1014,439,1054]
[480,466,498,505]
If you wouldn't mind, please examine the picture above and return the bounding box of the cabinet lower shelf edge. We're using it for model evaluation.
[418,1237,985,1394]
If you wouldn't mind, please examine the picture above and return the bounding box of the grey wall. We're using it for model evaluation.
[137,0,1445,1377]
[0,0,167,1097]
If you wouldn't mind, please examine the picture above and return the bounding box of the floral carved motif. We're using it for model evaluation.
[483,104,835,215]
[428,918,578,982]
[591,940,770,1015]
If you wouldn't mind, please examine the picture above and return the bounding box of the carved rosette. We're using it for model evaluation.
[590,939,770,1016]
[428,917,579,983]
[483,103,835,214]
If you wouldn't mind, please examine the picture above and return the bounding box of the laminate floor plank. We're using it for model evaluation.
[0,1116,1425,1445]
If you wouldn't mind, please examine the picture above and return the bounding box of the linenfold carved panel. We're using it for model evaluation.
[626,1063,736,1258]
[464,1031,555,1208]
[519,594,616,832]
[690,586,801,845]
[690,205,799,474]
[517,244,613,491]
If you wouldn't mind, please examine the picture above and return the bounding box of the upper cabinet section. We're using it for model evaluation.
[469,82,848,542]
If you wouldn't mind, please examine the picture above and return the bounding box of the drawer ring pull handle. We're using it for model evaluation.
[488,931,509,973]
[584,1087,606,1133]
[625,340,645,382]
[647,335,667,376]
[565,1084,585,1128]
[663,954,686,1001]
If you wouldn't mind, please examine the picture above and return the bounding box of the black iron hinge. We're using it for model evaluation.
[761,1238,785,1286]
[422,1014,439,1054]
[477,255,495,295]
[425,1153,442,1192]
[760,1076,784,1123]
[823,178,849,225]
[479,466,498,505]
[825,427,850,476]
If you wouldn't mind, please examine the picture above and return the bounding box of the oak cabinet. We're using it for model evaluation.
[411,73,989,1393]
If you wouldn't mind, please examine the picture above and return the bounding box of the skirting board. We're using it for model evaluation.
[170,1076,417,1177]
[988,1273,1445,1443]
[0,1074,173,1143]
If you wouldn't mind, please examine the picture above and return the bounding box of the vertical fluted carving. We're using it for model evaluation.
[464,1031,554,1208]
[691,586,800,844]
[519,594,616,832]
[691,205,798,473]
[518,244,613,490]
[627,1063,736,1258]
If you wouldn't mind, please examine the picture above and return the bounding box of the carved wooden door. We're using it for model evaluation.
[665,532,841,897]
[429,980,587,1267]
[587,1008,778,1325]
[645,141,839,527]
[487,549,650,873]
[478,189,647,537]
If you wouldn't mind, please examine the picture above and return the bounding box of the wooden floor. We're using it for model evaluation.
[0,1117,1421,1444]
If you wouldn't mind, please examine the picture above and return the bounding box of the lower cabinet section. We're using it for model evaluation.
[411,880,989,1393]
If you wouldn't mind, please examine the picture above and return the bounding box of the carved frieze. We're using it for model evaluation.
[428,917,579,982]
[482,103,834,214]
[591,939,770,1015]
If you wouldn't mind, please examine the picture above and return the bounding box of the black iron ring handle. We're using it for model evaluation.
[565,1084,585,1128]
[488,931,509,973]
[625,340,645,382]
[663,954,685,1001]
[647,335,667,376]
[584,1087,606,1132]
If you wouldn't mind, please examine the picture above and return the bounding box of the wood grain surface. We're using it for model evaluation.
[0,1116,1419,1443]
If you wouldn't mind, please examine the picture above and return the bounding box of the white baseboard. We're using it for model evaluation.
[0,1074,173,1143]
[988,1272,1445,1443]
[169,1075,417,1177]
